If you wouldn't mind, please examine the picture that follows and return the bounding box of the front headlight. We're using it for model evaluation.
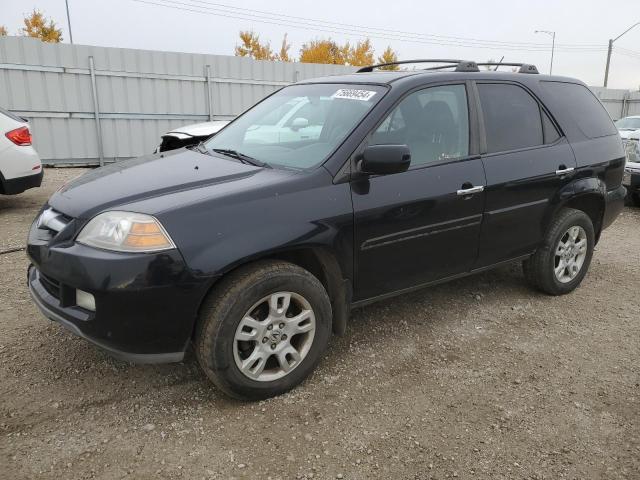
[77,211,176,253]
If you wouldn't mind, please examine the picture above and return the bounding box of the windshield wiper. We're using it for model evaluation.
[211,148,271,168]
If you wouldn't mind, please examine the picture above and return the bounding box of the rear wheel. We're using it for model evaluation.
[523,208,595,295]
[195,260,332,400]
[632,192,640,207]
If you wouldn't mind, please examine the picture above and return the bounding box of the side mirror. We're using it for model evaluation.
[290,117,309,131]
[359,144,411,175]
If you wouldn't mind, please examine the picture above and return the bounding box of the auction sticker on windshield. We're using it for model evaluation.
[331,89,377,101]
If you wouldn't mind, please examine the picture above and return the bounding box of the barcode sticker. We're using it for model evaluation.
[331,89,377,101]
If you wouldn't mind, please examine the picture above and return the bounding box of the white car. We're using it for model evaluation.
[156,120,230,153]
[0,108,42,195]
[623,129,640,206]
[615,115,640,140]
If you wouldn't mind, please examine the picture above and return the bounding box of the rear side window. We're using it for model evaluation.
[477,83,543,153]
[541,81,617,138]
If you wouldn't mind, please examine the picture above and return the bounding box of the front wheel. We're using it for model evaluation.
[195,260,332,400]
[523,208,595,295]
[631,192,640,207]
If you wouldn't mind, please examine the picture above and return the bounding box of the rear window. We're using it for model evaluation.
[540,82,617,138]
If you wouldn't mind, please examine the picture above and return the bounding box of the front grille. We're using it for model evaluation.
[37,208,72,235]
[39,272,61,300]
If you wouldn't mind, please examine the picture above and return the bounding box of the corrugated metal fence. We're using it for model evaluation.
[591,87,640,120]
[2,37,638,166]
[0,37,354,165]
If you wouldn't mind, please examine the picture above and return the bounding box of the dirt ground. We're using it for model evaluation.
[1,167,639,480]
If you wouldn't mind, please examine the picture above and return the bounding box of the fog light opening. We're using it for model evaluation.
[76,289,96,311]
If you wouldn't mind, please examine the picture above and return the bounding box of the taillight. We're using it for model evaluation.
[5,126,32,146]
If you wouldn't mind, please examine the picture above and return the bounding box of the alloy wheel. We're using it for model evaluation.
[554,225,588,283]
[233,292,316,382]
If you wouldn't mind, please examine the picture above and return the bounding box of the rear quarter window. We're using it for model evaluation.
[540,81,617,139]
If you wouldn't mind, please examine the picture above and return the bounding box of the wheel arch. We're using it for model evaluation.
[194,246,351,338]
[548,177,606,243]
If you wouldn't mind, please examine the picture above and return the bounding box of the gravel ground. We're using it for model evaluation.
[1,167,639,480]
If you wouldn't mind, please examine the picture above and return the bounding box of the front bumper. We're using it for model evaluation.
[27,229,215,363]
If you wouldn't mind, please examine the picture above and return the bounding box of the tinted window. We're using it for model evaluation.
[541,82,617,138]
[371,84,469,166]
[478,83,543,153]
[542,110,561,144]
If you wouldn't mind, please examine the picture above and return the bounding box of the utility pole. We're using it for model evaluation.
[65,0,73,44]
[535,30,556,75]
[604,22,639,87]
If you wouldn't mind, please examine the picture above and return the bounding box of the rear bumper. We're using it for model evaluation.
[1,169,43,194]
[602,185,626,230]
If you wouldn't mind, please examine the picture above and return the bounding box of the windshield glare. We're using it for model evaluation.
[204,83,386,169]
[615,117,640,130]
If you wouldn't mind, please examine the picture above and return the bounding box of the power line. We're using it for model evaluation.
[132,0,607,53]
[181,0,603,49]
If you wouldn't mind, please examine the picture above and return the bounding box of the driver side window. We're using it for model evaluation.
[371,84,469,166]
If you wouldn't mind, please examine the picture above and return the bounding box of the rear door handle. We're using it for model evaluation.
[456,185,484,196]
[555,167,575,176]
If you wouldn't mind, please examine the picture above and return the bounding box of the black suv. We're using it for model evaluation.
[27,59,626,400]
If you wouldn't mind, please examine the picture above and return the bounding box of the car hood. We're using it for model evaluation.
[48,148,282,219]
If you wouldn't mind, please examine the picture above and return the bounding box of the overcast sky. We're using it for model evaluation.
[2,0,639,89]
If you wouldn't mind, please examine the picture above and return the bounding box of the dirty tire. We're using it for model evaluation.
[195,260,332,400]
[523,208,595,296]
[632,193,640,208]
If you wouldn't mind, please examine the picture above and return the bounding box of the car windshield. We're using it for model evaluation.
[615,117,640,130]
[204,83,386,169]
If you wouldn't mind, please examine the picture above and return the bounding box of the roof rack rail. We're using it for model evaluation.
[357,59,540,75]
[475,63,539,74]
[356,59,479,73]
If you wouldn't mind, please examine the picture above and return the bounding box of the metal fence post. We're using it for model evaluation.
[88,56,104,166]
[205,65,213,121]
[622,92,630,118]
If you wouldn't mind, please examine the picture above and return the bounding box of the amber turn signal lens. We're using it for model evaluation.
[129,222,163,235]
[124,221,172,249]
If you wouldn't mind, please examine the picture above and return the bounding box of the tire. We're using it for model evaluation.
[523,208,595,296]
[632,193,640,208]
[195,260,332,400]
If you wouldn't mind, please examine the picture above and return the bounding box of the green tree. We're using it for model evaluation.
[22,9,62,43]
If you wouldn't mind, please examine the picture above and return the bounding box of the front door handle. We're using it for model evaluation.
[456,185,484,196]
[555,166,575,176]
